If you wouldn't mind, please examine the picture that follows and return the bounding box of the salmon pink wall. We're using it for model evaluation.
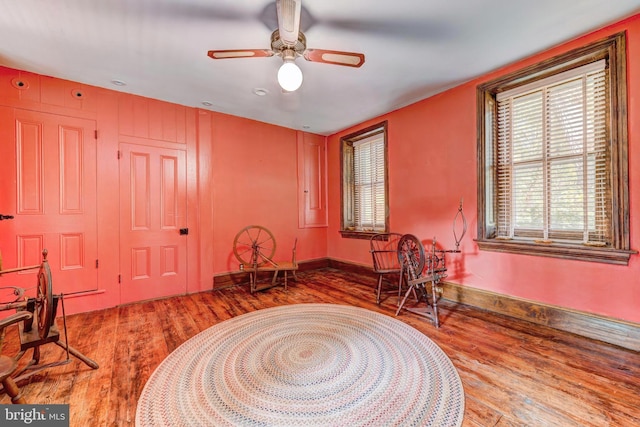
[201,111,327,280]
[327,15,640,323]
[0,67,327,314]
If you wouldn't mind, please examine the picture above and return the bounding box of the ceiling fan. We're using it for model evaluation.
[207,0,365,92]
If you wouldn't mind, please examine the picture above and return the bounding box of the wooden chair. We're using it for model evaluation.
[0,311,32,404]
[370,233,403,304]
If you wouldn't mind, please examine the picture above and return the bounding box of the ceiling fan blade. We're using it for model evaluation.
[276,0,302,46]
[303,49,365,68]
[208,49,274,60]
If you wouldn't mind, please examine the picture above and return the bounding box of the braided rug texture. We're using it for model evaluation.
[136,304,464,426]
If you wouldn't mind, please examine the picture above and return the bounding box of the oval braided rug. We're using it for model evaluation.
[136,304,464,426]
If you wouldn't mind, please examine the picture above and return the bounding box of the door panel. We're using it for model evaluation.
[297,132,327,227]
[119,143,187,303]
[0,108,98,294]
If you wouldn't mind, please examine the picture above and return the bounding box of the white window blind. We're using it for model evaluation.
[353,133,386,231]
[495,60,610,245]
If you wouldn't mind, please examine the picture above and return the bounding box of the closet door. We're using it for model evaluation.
[119,143,187,303]
[297,131,327,228]
[0,107,98,293]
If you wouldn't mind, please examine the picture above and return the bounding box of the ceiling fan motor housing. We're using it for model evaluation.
[271,29,307,57]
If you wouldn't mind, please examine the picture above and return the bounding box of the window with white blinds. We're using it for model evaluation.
[353,134,386,231]
[476,32,633,264]
[495,60,609,245]
[341,122,388,237]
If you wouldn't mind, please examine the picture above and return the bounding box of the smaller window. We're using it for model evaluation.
[340,121,389,239]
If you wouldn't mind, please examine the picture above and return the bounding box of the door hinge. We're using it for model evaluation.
[117,150,121,159]
[118,274,121,284]
[94,130,98,140]
[95,259,99,269]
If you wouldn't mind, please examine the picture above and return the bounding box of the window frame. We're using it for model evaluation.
[476,32,635,265]
[340,121,389,239]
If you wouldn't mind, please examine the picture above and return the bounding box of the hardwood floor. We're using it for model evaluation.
[1,268,638,426]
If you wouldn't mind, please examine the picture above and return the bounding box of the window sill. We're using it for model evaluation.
[340,230,383,240]
[476,239,636,265]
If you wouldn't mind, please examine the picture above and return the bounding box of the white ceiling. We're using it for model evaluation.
[1,0,639,135]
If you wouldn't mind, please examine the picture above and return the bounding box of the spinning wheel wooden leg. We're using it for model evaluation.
[54,341,99,369]
[431,281,441,328]
[396,284,414,316]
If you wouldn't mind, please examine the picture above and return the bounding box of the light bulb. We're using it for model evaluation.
[277,61,303,92]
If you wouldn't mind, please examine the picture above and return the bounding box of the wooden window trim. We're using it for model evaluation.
[340,121,389,239]
[476,32,635,265]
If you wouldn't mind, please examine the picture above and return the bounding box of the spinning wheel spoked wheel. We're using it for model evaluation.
[233,225,277,267]
[36,258,54,340]
[397,234,425,279]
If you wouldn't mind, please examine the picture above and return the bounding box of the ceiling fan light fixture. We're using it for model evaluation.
[206,0,365,93]
[277,59,303,92]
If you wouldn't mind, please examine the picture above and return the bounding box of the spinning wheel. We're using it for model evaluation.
[36,258,54,340]
[232,225,299,293]
[233,225,277,267]
[394,200,468,327]
[397,234,426,279]
[0,249,99,402]
[396,235,446,327]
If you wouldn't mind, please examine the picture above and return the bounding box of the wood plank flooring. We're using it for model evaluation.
[1,268,638,426]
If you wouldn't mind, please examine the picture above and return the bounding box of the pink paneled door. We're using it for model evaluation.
[0,107,98,294]
[297,132,327,227]
[119,143,187,303]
